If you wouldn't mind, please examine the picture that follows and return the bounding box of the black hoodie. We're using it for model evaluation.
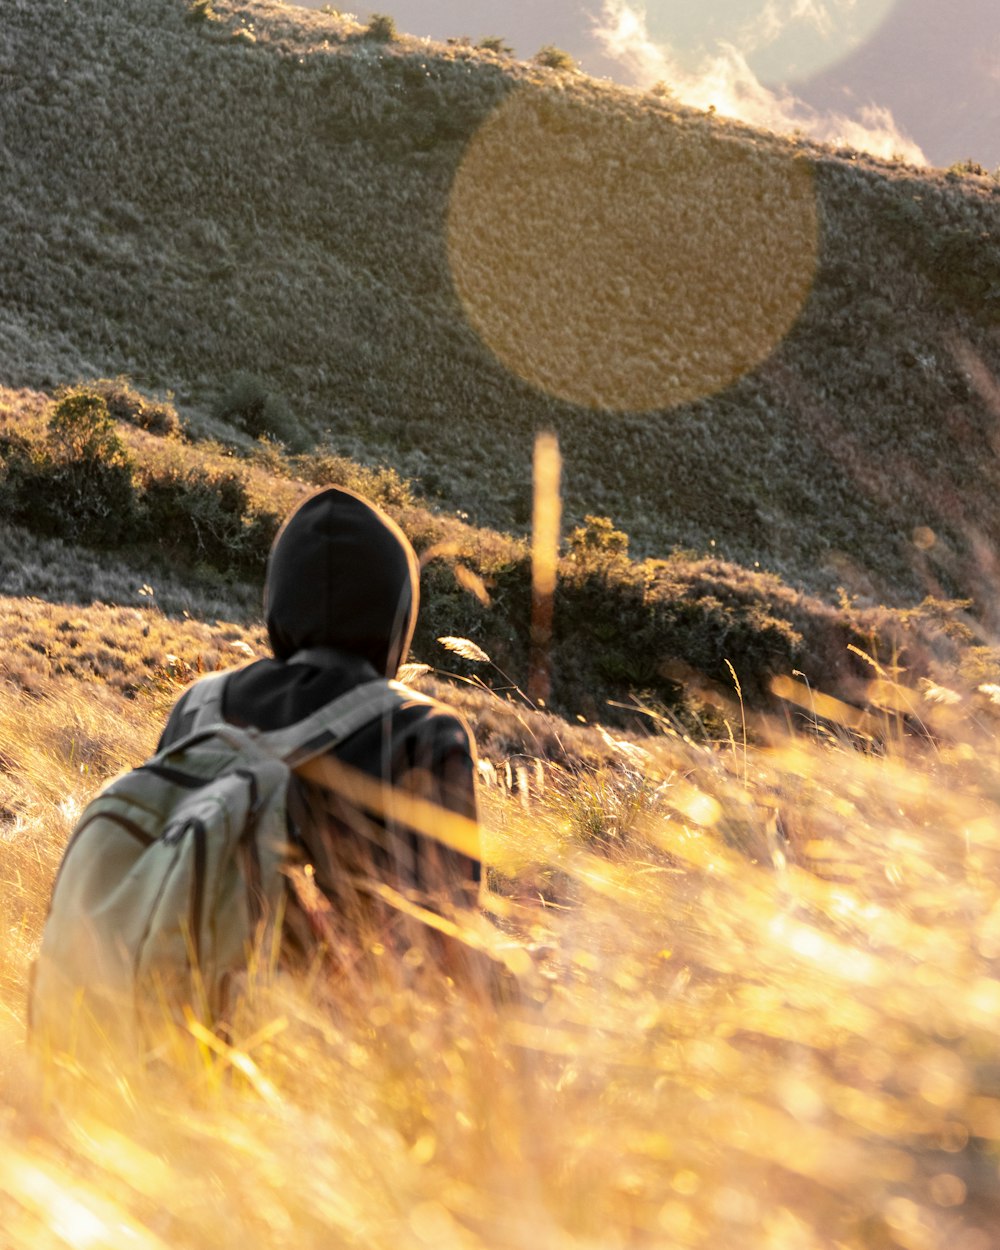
[159,487,481,917]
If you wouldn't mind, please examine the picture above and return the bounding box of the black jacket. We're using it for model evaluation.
[159,488,481,946]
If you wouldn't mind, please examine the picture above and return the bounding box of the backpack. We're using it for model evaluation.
[29,669,406,1056]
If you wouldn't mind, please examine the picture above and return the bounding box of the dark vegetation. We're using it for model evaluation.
[364,13,397,44]
[210,371,303,447]
[1,385,989,730]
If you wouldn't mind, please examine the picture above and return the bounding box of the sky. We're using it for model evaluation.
[294,0,1000,169]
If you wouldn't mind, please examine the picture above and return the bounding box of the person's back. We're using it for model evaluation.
[159,487,482,974]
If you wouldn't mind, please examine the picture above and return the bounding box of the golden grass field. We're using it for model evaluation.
[3,595,1000,1248]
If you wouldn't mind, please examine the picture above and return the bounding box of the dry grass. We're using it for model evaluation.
[0,519,263,622]
[0,593,266,701]
[4,636,1000,1246]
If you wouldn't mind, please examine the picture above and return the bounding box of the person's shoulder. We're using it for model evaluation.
[157,665,253,750]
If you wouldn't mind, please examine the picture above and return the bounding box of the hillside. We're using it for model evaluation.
[7,381,997,730]
[4,0,1000,612]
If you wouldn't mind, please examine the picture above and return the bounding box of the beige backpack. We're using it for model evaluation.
[29,670,405,1056]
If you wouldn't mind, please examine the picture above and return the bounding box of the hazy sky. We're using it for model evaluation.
[294,0,1000,168]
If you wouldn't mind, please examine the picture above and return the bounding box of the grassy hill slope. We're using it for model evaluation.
[4,0,1000,609]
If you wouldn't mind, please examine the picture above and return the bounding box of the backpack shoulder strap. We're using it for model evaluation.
[258,678,408,767]
[182,671,230,734]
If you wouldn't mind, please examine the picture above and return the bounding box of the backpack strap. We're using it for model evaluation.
[259,678,407,768]
[182,670,231,734]
[164,671,407,768]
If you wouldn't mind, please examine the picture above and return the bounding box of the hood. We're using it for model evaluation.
[264,487,419,677]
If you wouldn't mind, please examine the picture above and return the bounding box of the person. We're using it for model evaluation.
[157,486,483,981]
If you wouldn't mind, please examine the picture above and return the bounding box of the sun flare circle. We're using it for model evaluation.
[642,0,902,85]
[448,89,819,412]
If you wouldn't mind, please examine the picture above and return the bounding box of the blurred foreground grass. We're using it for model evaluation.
[2,658,1000,1249]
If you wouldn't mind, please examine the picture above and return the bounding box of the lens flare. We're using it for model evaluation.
[448,89,818,412]
[638,0,902,85]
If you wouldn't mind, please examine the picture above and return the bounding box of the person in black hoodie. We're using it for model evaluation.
[158,486,482,976]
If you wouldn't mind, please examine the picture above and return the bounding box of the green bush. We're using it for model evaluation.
[566,514,630,574]
[365,13,397,43]
[533,45,577,72]
[0,430,42,522]
[36,460,136,548]
[30,392,138,546]
[0,397,136,548]
[48,390,129,465]
[141,467,278,575]
[85,377,182,437]
[1,398,281,575]
[478,36,513,55]
[186,0,217,23]
[211,373,301,447]
[413,556,507,676]
[293,451,414,510]
[946,158,989,179]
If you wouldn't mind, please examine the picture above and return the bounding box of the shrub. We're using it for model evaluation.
[141,466,278,575]
[48,390,130,466]
[246,435,291,478]
[186,0,217,23]
[533,45,577,72]
[365,13,397,43]
[0,430,40,519]
[293,451,414,510]
[946,158,989,179]
[85,377,182,437]
[18,391,140,547]
[32,459,137,547]
[211,372,301,447]
[3,394,286,575]
[929,227,1000,312]
[478,36,513,55]
[567,515,630,564]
